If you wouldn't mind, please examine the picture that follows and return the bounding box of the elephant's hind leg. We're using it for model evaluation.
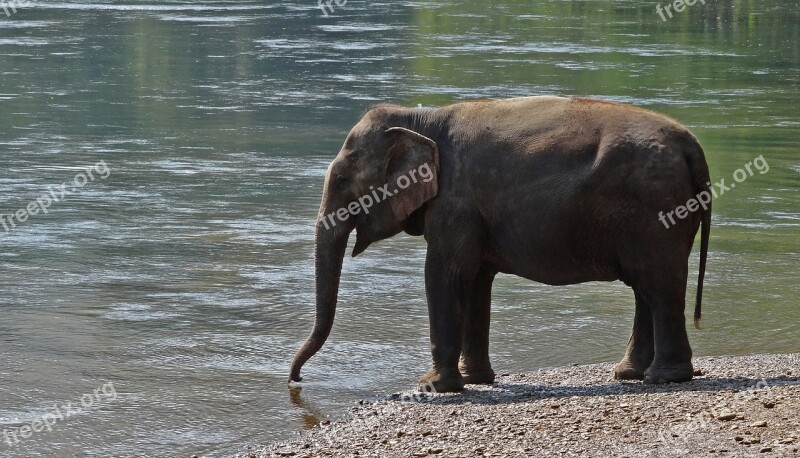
[635,271,694,384]
[459,265,497,385]
[614,291,655,380]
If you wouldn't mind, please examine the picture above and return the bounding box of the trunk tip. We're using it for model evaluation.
[289,368,303,383]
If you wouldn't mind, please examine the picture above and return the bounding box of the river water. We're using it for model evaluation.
[0,1,798,456]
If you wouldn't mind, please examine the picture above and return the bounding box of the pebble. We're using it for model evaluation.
[255,353,800,458]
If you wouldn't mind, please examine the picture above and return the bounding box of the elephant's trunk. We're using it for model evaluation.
[289,220,349,382]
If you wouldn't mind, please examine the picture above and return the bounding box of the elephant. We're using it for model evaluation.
[289,96,711,393]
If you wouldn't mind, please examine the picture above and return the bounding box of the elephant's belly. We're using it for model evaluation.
[483,237,620,286]
[492,259,618,286]
[517,266,619,286]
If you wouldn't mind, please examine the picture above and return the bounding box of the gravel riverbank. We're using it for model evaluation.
[259,354,799,457]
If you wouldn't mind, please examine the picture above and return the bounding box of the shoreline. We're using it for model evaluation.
[258,353,798,457]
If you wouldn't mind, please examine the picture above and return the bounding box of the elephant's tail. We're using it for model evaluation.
[685,135,711,330]
[695,188,710,329]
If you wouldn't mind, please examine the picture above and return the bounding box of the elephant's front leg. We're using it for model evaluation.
[459,265,496,385]
[419,246,479,393]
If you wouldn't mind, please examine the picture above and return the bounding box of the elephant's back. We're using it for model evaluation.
[447,97,704,284]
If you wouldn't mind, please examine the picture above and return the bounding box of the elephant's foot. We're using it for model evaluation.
[459,359,495,385]
[613,358,649,381]
[419,368,464,393]
[643,363,694,384]
[460,368,495,385]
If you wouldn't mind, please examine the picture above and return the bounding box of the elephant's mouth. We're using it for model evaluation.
[352,223,373,257]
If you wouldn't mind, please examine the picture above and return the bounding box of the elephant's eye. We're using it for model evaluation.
[335,174,350,187]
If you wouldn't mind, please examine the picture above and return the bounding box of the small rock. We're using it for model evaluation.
[759,447,773,453]
[762,401,775,408]
[718,412,737,421]
[751,420,767,427]
[734,436,744,442]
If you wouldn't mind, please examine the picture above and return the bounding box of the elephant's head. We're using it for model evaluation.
[289,109,440,382]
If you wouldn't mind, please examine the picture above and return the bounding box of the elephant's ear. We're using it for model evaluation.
[384,127,440,224]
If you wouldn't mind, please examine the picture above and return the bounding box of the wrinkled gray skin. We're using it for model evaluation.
[290,96,711,393]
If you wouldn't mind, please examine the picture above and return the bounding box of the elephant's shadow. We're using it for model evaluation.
[286,375,797,432]
[393,375,798,406]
